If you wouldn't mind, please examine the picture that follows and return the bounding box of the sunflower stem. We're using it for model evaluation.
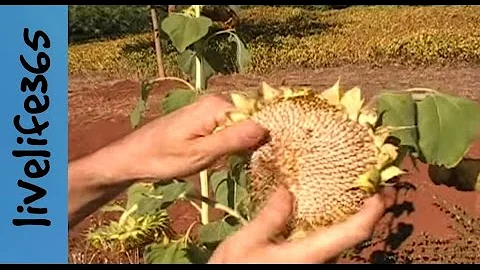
[199,169,209,225]
[190,4,210,226]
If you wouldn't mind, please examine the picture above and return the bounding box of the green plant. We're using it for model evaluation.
[87,183,172,252]
[89,5,480,264]
[129,4,251,233]
[118,5,252,263]
[129,4,251,125]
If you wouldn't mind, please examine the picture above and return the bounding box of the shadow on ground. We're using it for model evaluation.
[428,159,480,192]
[368,182,417,264]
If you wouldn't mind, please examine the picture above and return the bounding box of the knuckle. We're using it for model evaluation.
[200,94,228,105]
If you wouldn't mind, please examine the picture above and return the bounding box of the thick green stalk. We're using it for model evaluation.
[192,4,210,225]
[194,5,202,91]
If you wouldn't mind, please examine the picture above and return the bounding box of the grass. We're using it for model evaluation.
[68,5,480,78]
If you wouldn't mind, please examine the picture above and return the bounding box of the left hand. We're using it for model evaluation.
[68,94,269,229]
[106,94,269,182]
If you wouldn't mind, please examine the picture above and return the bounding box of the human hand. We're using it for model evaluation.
[208,187,385,264]
[107,95,269,182]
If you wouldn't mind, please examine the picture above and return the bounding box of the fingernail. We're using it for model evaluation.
[271,186,295,209]
[244,121,269,141]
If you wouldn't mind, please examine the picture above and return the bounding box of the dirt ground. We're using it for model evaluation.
[68,65,480,264]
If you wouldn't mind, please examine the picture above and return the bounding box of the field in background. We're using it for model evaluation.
[69,6,480,78]
[68,5,480,264]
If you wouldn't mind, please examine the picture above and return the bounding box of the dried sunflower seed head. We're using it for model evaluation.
[220,81,404,240]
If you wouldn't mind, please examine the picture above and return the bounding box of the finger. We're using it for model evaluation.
[187,95,235,136]
[197,95,234,123]
[197,120,269,160]
[236,186,295,243]
[275,194,385,263]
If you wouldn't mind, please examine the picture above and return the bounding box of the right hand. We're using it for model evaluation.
[209,186,385,264]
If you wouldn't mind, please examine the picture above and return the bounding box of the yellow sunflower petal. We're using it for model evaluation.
[226,111,249,123]
[358,110,378,127]
[340,86,364,121]
[230,93,257,114]
[282,87,294,98]
[377,143,399,168]
[354,168,381,194]
[321,78,341,106]
[261,82,281,102]
[373,127,391,149]
[380,166,405,182]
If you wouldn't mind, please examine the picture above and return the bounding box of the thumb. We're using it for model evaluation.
[238,186,295,243]
[274,194,385,263]
[199,120,269,160]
